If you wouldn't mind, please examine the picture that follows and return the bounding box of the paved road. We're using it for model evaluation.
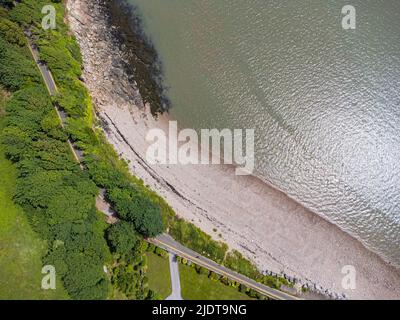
[26,34,57,96]
[26,34,83,166]
[150,234,301,301]
[166,253,183,300]
[26,33,299,301]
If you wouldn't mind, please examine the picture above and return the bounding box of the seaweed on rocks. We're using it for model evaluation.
[101,0,170,115]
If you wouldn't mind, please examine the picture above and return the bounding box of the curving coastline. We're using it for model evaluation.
[65,0,400,299]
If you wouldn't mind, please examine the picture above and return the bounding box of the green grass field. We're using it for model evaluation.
[0,91,68,299]
[179,264,252,300]
[146,253,171,299]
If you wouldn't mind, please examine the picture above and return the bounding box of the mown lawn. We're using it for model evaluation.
[146,252,171,299]
[0,92,68,299]
[179,264,252,300]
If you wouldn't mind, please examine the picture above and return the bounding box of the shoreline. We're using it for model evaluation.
[103,0,169,114]
[66,0,400,299]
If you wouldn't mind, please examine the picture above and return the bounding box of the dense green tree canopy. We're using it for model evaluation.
[0,11,109,298]
[108,187,164,238]
[0,37,40,91]
[107,221,140,256]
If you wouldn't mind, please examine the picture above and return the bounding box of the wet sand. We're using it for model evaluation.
[66,0,400,299]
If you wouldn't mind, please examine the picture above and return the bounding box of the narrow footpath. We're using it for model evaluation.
[166,253,183,300]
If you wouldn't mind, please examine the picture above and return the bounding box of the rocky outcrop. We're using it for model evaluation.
[67,0,145,112]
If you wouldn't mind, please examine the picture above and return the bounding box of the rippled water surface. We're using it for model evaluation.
[127,0,400,265]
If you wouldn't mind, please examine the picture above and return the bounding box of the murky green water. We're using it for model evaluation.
[126,0,400,266]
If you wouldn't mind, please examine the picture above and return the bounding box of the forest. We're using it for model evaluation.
[0,0,163,299]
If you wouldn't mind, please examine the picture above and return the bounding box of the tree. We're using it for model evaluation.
[0,38,40,91]
[209,271,221,281]
[107,221,140,256]
[108,187,164,237]
[0,18,24,45]
[131,197,164,237]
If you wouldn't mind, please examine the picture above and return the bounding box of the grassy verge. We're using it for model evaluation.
[0,91,68,299]
[146,252,171,299]
[179,263,252,300]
